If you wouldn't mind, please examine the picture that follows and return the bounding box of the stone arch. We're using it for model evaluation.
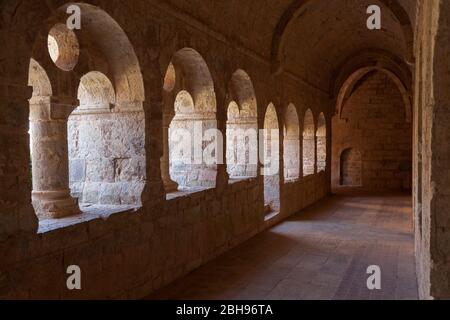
[47,23,80,72]
[67,70,146,208]
[28,3,147,219]
[75,71,115,113]
[303,109,315,176]
[174,90,196,115]
[340,148,362,186]
[168,47,216,115]
[164,48,218,190]
[336,66,412,123]
[228,69,257,118]
[263,103,280,215]
[332,68,412,191]
[330,49,412,97]
[316,112,327,172]
[28,59,52,98]
[73,3,145,106]
[283,104,300,181]
[29,3,145,106]
[226,70,258,179]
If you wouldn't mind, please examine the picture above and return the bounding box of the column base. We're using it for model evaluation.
[32,190,81,219]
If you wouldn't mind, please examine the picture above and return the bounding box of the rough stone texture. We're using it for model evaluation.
[68,111,146,206]
[169,117,218,188]
[226,121,258,179]
[316,113,327,173]
[332,71,412,191]
[414,0,450,300]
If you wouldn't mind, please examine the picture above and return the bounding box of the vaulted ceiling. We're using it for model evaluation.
[164,0,416,91]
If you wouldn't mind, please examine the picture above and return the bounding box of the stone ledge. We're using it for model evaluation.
[165,186,212,201]
[37,204,140,234]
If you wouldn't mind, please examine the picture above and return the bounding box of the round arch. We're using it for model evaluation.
[228,69,257,118]
[336,66,412,123]
[28,58,52,98]
[226,69,258,179]
[163,48,218,190]
[75,71,115,113]
[30,3,145,106]
[166,48,216,114]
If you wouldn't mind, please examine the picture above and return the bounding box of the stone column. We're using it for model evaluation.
[161,110,179,193]
[29,96,80,219]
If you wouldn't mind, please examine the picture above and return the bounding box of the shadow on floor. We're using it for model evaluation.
[147,191,418,300]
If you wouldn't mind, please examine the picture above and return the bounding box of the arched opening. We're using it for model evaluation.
[47,23,79,71]
[164,48,218,191]
[283,104,300,181]
[263,103,280,216]
[316,113,327,172]
[67,71,145,210]
[340,148,362,186]
[28,59,57,219]
[226,70,258,180]
[28,3,146,220]
[303,109,315,177]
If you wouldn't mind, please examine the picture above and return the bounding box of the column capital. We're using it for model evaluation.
[29,96,80,121]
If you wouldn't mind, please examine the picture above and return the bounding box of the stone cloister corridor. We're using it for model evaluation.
[149,192,417,300]
[1,0,450,301]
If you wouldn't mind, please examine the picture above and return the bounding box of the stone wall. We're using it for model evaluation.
[283,136,300,180]
[316,136,327,172]
[68,111,146,206]
[169,117,218,189]
[226,121,258,179]
[340,148,362,186]
[414,0,450,300]
[0,0,331,299]
[1,173,327,299]
[332,71,412,191]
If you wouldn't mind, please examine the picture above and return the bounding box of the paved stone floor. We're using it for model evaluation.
[148,192,418,300]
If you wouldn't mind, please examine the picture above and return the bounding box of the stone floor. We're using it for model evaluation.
[148,192,418,300]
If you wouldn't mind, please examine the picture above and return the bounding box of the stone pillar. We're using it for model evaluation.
[161,110,179,193]
[29,96,80,219]
[0,83,38,235]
